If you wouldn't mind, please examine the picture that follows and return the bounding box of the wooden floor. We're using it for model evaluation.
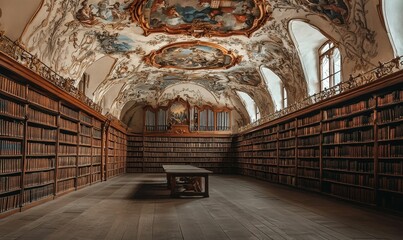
[1,174,403,240]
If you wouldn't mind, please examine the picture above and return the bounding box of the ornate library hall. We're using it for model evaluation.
[1,0,403,239]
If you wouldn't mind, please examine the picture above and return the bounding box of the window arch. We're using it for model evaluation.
[319,41,341,91]
[383,0,403,57]
[260,66,283,111]
[237,91,260,123]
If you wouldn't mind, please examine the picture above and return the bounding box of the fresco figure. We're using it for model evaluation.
[76,0,98,25]
[305,0,349,24]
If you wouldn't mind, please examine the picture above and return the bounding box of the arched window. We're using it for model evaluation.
[281,83,288,109]
[383,0,403,56]
[260,66,283,110]
[319,41,341,91]
[237,91,260,123]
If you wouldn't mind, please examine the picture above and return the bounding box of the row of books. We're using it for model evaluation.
[324,183,375,204]
[323,171,374,187]
[0,140,22,155]
[279,121,296,131]
[0,75,25,98]
[279,175,296,185]
[59,118,78,132]
[298,125,321,136]
[252,142,277,150]
[379,177,403,192]
[0,118,23,138]
[27,125,57,141]
[79,146,92,155]
[58,168,76,180]
[57,179,75,193]
[143,152,230,157]
[143,147,231,153]
[81,125,92,136]
[58,156,76,167]
[27,89,58,111]
[22,184,54,204]
[379,160,403,175]
[26,158,54,171]
[279,149,295,157]
[378,144,403,157]
[27,142,55,155]
[92,138,102,147]
[78,166,90,176]
[80,135,91,145]
[60,104,79,119]
[298,148,320,157]
[278,139,295,148]
[323,98,375,120]
[78,156,92,166]
[93,129,102,139]
[298,113,321,126]
[0,97,25,118]
[28,108,56,126]
[323,114,373,131]
[142,142,232,148]
[323,159,374,173]
[59,145,77,155]
[80,112,92,124]
[378,90,403,106]
[298,168,319,178]
[0,175,21,193]
[279,167,296,175]
[323,129,373,144]
[377,105,403,123]
[143,136,232,143]
[322,145,373,157]
[24,171,54,187]
[0,158,21,174]
[298,159,319,168]
[278,129,296,139]
[0,194,20,213]
[298,135,320,146]
[60,132,77,144]
[378,125,403,140]
[297,178,320,190]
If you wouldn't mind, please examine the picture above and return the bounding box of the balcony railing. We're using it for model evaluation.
[238,56,403,133]
[0,34,102,113]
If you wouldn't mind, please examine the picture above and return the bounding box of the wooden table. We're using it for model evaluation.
[162,165,212,197]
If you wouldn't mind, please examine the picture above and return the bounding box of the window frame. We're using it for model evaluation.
[319,40,341,91]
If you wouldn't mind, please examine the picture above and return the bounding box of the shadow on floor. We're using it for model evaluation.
[131,182,171,200]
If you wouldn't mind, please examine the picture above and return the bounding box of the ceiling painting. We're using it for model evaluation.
[143,41,242,70]
[303,0,349,25]
[130,0,273,37]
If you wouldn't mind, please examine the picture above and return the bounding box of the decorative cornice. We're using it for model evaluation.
[238,56,403,132]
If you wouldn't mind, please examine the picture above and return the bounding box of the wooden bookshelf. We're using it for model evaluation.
[0,53,128,217]
[234,72,403,212]
[106,125,127,179]
[137,135,234,174]
[127,135,144,173]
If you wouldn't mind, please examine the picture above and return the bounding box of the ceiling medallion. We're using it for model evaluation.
[143,41,242,70]
[130,0,272,37]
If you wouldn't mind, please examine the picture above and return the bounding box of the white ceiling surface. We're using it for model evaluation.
[0,0,400,130]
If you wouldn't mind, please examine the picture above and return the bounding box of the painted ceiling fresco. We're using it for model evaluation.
[131,0,272,37]
[143,41,241,70]
[12,0,386,128]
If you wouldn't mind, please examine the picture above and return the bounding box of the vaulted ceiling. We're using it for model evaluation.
[0,0,397,131]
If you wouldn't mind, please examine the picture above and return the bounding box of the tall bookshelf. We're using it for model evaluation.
[0,55,127,216]
[127,135,144,173]
[296,111,321,192]
[23,87,58,206]
[58,103,79,195]
[0,75,25,214]
[141,135,234,173]
[106,126,127,179]
[234,73,403,212]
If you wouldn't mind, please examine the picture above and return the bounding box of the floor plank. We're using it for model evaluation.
[0,174,403,240]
